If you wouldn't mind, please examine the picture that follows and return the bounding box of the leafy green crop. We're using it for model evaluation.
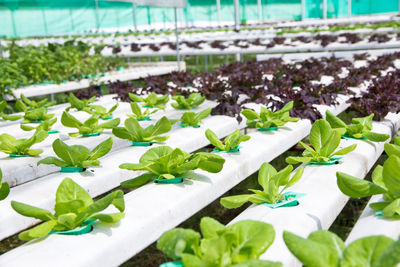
[171,93,205,110]
[326,111,389,142]
[283,230,400,267]
[20,117,57,132]
[66,93,96,111]
[11,177,125,241]
[127,102,158,120]
[0,101,22,121]
[221,163,304,208]
[206,129,250,152]
[180,108,211,127]
[286,119,357,164]
[157,217,281,267]
[61,111,120,137]
[16,94,56,111]
[85,104,118,120]
[0,128,48,156]
[22,107,54,123]
[241,101,300,129]
[0,169,10,201]
[38,138,113,168]
[119,146,225,188]
[337,155,400,219]
[112,117,171,143]
[129,92,169,109]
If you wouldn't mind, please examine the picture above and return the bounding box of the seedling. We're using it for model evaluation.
[15,94,56,111]
[127,102,158,120]
[66,93,96,111]
[171,92,205,110]
[179,108,211,127]
[85,104,118,120]
[0,101,22,121]
[20,118,57,133]
[11,178,125,241]
[206,129,250,152]
[0,129,48,156]
[129,92,169,109]
[22,107,54,123]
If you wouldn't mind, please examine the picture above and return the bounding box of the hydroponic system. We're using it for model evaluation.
[0,0,400,266]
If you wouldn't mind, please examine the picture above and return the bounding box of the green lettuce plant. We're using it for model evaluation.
[15,94,56,111]
[20,117,57,132]
[127,102,158,120]
[221,163,304,208]
[61,111,120,137]
[0,129,48,156]
[0,101,22,121]
[286,119,357,164]
[206,129,250,152]
[179,108,211,127]
[241,101,300,129]
[337,155,400,219]
[85,104,118,120]
[283,230,400,267]
[171,93,205,110]
[326,110,389,142]
[129,92,169,109]
[119,146,225,188]
[11,178,125,241]
[112,117,171,143]
[0,169,10,201]
[157,217,281,267]
[38,138,113,169]
[66,93,96,111]
[22,107,55,123]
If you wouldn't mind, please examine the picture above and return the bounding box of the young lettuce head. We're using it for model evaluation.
[127,102,158,120]
[66,93,96,111]
[0,128,48,156]
[119,146,225,188]
[11,178,125,241]
[206,128,250,152]
[85,104,118,120]
[171,93,205,110]
[0,101,22,121]
[180,108,212,127]
[157,217,281,267]
[129,92,169,109]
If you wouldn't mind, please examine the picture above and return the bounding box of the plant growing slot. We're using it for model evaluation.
[337,154,400,219]
[20,118,58,133]
[0,101,22,121]
[0,169,10,201]
[171,93,205,110]
[61,111,120,137]
[119,146,225,187]
[112,117,171,146]
[0,128,48,157]
[206,128,250,153]
[221,162,304,209]
[179,108,212,128]
[283,230,400,267]
[157,217,281,267]
[286,119,357,165]
[326,111,389,142]
[129,92,169,109]
[11,178,125,241]
[38,138,113,172]
[65,93,96,111]
[127,102,158,121]
[85,104,118,120]
[22,107,55,123]
[241,101,300,130]
[15,94,56,111]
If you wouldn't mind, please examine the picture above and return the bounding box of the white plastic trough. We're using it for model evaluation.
[228,113,400,266]
[0,119,312,267]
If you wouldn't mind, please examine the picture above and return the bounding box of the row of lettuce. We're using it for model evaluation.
[0,92,398,266]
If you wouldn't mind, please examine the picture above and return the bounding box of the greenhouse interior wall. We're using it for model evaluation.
[0,0,399,37]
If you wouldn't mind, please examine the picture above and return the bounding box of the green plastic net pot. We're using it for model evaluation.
[154,176,184,184]
[160,261,184,267]
[100,116,113,120]
[81,132,101,137]
[263,192,306,209]
[258,127,278,132]
[48,129,59,134]
[61,166,86,173]
[307,156,343,166]
[49,218,96,236]
[9,153,32,158]
[213,145,241,153]
[179,122,200,128]
[341,134,368,140]
[137,117,151,121]
[132,141,154,147]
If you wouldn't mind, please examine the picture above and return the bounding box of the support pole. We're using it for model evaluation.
[95,0,100,30]
[348,0,351,16]
[234,0,239,30]
[257,0,262,22]
[216,0,221,26]
[323,0,327,19]
[132,3,137,32]
[301,0,306,20]
[174,7,181,71]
